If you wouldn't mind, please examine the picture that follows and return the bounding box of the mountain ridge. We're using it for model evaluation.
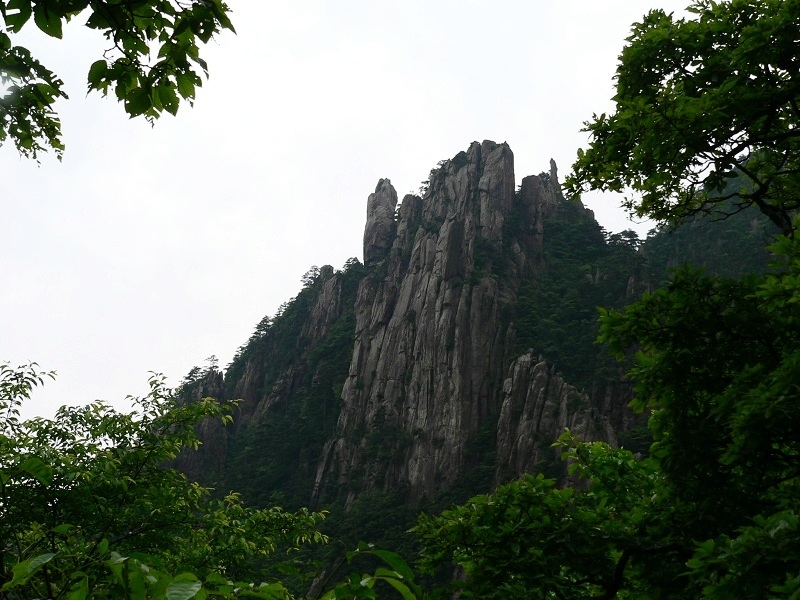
[176,140,775,514]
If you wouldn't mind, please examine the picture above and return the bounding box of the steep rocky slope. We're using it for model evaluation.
[177,140,774,511]
[311,140,618,504]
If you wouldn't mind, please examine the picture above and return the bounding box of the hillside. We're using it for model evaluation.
[176,140,776,535]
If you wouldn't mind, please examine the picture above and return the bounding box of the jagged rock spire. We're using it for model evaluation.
[363,178,398,266]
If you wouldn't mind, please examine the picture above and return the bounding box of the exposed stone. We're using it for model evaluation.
[312,141,613,504]
[173,369,228,482]
[363,179,398,266]
[495,353,617,483]
[549,158,561,194]
[182,140,636,509]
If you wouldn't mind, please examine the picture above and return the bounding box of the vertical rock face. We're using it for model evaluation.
[224,266,350,425]
[175,369,228,482]
[495,354,617,482]
[363,179,398,266]
[312,141,615,504]
[179,140,636,510]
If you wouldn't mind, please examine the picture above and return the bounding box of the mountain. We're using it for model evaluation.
[176,140,776,518]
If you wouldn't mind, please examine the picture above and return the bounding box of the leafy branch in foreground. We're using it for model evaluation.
[566,0,800,236]
[311,542,423,600]
[0,0,234,159]
[0,364,326,599]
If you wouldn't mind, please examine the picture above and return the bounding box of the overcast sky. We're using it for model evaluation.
[2,1,689,418]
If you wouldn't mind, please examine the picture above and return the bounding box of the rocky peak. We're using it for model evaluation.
[363,179,398,266]
[172,139,769,522]
[312,141,613,505]
[549,157,561,194]
[174,368,227,482]
[495,353,616,482]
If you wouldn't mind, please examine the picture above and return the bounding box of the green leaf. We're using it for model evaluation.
[124,87,151,117]
[5,0,32,32]
[84,10,110,30]
[1,553,57,590]
[379,576,417,600]
[66,576,89,600]
[52,523,73,534]
[33,3,63,38]
[371,550,415,582]
[98,538,110,556]
[207,0,235,32]
[166,575,202,600]
[19,456,52,485]
[176,73,196,100]
[87,60,108,89]
[156,84,179,116]
[28,552,57,573]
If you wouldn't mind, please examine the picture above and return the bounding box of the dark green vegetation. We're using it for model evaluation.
[567,0,800,237]
[0,365,328,598]
[0,364,418,598]
[0,0,233,159]
[512,189,775,392]
[419,232,800,597]
[220,261,364,507]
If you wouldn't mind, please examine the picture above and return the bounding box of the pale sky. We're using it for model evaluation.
[2,1,689,418]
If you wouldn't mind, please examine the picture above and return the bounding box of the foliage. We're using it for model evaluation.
[416,441,673,600]
[0,364,327,599]
[0,0,234,159]
[511,185,776,392]
[314,543,423,600]
[221,261,364,510]
[566,0,800,236]
[641,195,778,285]
[415,230,800,598]
[599,231,800,540]
[511,195,644,390]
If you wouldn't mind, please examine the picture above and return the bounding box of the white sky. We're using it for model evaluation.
[2,1,689,418]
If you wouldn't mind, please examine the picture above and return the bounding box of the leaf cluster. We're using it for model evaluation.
[415,439,680,600]
[0,0,234,159]
[0,364,327,599]
[566,0,800,236]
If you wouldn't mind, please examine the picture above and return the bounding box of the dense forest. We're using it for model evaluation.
[3,0,800,598]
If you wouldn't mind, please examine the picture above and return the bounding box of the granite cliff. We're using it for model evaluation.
[310,140,618,504]
[178,140,771,512]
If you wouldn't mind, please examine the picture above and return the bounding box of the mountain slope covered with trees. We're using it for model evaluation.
[173,145,777,572]
[3,0,799,597]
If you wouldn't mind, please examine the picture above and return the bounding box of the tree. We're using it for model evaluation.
[414,1,800,593]
[594,238,800,598]
[0,364,424,599]
[566,0,800,236]
[416,439,682,599]
[0,364,327,599]
[416,233,800,598]
[0,0,234,160]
